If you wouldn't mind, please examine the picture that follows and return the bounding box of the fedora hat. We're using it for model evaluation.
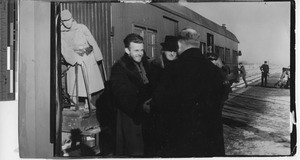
[160,35,178,52]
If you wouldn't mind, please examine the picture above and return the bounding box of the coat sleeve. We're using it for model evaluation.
[110,63,140,119]
[61,39,81,65]
[81,24,103,62]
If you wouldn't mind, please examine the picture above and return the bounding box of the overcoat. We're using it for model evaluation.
[260,64,269,76]
[152,48,225,157]
[110,53,151,156]
[61,22,104,97]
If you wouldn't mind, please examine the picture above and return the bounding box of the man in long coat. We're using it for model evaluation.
[260,61,269,87]
[110,33,152,156]
[152,28,225,157]
[60,9,104,107]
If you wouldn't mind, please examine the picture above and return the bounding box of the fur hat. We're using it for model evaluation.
[61,9,72,21]
[160,36,178,52]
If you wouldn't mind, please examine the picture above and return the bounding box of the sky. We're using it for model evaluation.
[181,2,291,66]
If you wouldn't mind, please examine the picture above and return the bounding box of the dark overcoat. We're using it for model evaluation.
[110,53,151,156]
[152,48,225,157]
[260,64,269,76]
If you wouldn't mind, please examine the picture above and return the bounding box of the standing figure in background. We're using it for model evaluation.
[110,33,152,157]
[238,62,248,88]
[260,61,269,87]
[60,9,104,109]
[208,53,231,102]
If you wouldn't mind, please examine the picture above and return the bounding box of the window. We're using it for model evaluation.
[215,46,220,57]
[232,50,238,64]
[133,25,146,38]
[147,29,157,58]
[199,42,206,56]
[133,25,157,58]
[225,48,231,63]
[219,47,225,61]
[207,33,214,54]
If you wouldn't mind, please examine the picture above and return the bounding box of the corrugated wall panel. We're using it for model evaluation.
[60,2,112,78]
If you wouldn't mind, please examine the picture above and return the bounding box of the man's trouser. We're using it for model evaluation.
[261,73,268,86]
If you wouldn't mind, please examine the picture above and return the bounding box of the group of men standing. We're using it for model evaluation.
[60,9,227,157]
[110,30,226,157]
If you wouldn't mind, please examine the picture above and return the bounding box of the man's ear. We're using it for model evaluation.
[125,48,130,55]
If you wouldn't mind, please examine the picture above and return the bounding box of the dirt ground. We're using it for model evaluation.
[223,72,291,156]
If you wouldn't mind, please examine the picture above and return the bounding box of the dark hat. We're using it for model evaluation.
[207,53,219,61]
[160,36,178,52]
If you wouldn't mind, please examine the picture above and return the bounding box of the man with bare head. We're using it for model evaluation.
[110,33,152,157]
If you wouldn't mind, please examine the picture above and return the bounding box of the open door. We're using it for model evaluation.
[52,2,112,157]
[50,2,63,157]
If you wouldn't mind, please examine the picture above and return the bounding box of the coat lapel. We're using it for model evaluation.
[119,54,146,88]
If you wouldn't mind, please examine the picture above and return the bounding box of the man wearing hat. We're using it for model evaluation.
[60,9,105,110]
[152,28,225,157]
[148,35,179,88]
[144,35,179,156]
[160,36,178,66]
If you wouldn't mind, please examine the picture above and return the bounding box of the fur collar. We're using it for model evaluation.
[117,53,150,87]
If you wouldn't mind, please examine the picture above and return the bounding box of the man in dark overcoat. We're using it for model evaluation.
[260,61,269,87]
[152,28,225,157]
[110,33,151,156]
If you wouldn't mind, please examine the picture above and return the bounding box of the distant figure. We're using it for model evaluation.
[260,61,269,87]
[238,62,248,88]
[208,53,231,102]
[274,67,288,88]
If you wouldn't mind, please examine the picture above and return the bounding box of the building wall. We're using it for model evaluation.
[111,3,239,64]
[19,1,53,158]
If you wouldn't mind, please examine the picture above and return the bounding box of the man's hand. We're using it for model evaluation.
[75,48,85,56]
[143,98,152,114]
[85,46,93,55]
